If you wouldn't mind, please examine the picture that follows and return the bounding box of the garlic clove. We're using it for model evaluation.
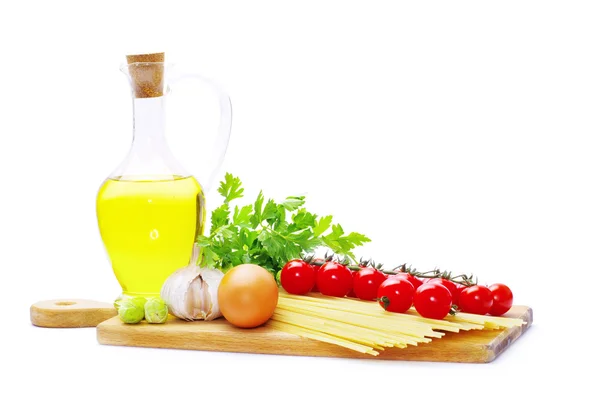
[189,276,207,320]
[160,263,197,321]
[198,268,224,321]
[160,263,224,321]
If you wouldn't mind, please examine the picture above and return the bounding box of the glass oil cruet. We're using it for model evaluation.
[96,53,232,298]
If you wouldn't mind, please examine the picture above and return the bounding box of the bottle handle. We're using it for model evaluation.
[169,71,232,192]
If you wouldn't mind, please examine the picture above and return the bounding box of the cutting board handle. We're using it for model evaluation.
[30,299,116,328]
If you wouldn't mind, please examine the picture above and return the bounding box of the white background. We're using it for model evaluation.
[1,0,598,395]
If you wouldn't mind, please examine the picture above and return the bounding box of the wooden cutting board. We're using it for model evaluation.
[96,305,532,363]
[30,299,117,328]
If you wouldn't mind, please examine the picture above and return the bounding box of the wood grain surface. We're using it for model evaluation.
[30,299,117,328]
[97,305,532,363]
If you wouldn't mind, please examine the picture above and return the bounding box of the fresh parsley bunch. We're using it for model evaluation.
[197,173,370,274]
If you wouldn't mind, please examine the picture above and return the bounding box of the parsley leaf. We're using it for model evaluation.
[217,173,244,203]
[281,196,306,211]
[233,204,253,227]
[322,225,372,261]
[344,232,372,247]
[198,174,371,273]
[262,199,279,224]
[251,191,264,227]
[313,215,333,237]
[292,209,317,229]
[210,204,230,234]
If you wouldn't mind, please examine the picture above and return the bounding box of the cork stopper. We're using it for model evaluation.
[126,52,165,98]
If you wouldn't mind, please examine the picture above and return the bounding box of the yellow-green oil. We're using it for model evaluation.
[96,175,205,297]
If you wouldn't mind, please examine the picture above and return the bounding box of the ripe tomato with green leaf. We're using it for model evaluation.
[316,262,353,297]
[280,259,315,295]
[377,278,414,313]
[353,268,387,301]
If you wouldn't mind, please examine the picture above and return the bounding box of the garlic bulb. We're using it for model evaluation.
[160,263,224,321]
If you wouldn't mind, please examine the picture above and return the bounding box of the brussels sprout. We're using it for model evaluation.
[118,298,145,324]
[144,297,169,324]
[131,296,147,308]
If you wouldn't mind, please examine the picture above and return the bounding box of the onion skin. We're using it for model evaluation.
[218,264,279,328]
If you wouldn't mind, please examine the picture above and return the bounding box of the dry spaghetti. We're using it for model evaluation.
[265,292,525,356]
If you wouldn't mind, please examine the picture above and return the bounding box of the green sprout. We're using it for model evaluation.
[118,298,145,324]
[131,296,147,308]
[144,297,169,324]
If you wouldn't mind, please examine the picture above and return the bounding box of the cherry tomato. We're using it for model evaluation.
[307,258,326,292]
[377,278,414,313]
[459,285,493,315]
[280,259,315,295]
[346,270,358,297]
[427,278,459,305]
[316,262,353,297]
[389,272,423,290]
[414,283,453,320]
[454,283,467,305]
[353,268,387,301]
[311,265,320,292]
[488,283,513,316]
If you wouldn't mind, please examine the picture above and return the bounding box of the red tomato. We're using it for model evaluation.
[346,270,358,297]
[454,283,467,306]
[310,264,321,292]
[459,285,493,315]
[488,283,513,316]
[377,278,414,313]
[414,283,453,320]
[427,278,459,305]
[353,268,387,301]
[389,272,423,290]
[280,259,315,295]
[316,262,353,297]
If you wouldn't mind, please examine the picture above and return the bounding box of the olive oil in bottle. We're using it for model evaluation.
[96,175,205,297]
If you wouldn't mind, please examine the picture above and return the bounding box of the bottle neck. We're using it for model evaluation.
[107,91,189,181]
[132,96,167,149]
